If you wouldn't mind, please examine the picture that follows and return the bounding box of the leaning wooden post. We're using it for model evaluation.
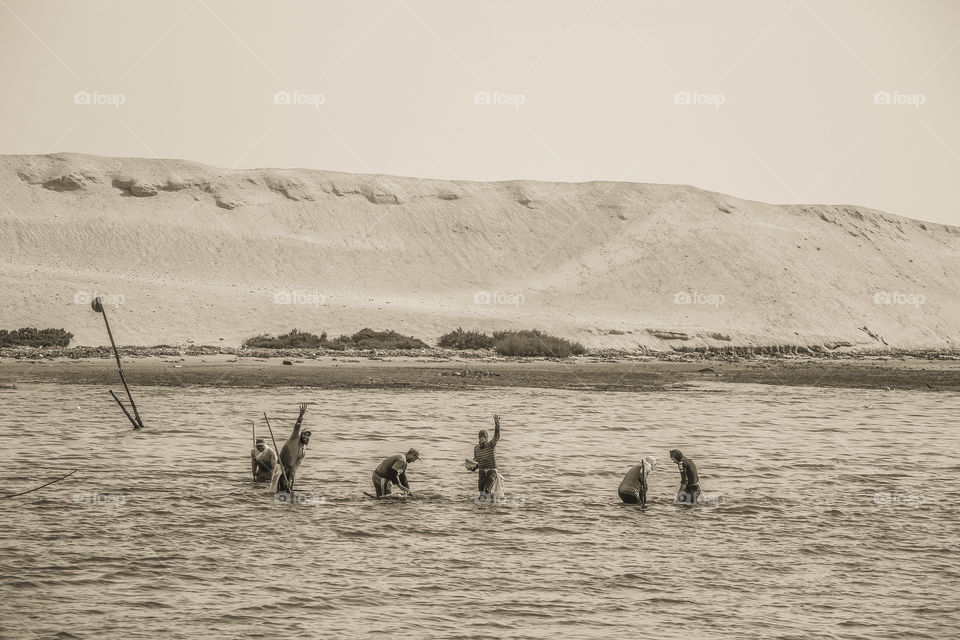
[92,296,144,430]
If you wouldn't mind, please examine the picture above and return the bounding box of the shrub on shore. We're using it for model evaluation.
[328,328,428,350]
[238,327,579,355]
[0,327,73,347]
[243,329,327,349]
[492,329,585,358]
[437,328,495,350]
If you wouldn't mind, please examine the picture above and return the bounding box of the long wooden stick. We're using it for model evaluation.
[109,390,139,429]
[263,412,290,492]
[96,298,143,430]
[251,420,257,480]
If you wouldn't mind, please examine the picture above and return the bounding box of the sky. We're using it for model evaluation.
[1,0,958,224]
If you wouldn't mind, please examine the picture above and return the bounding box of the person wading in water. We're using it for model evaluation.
[371,449,421,497]
[251,438,277,483]
[618,456,656,505]
[669,449,701,505]
[275,403,310,492]
[466,415,501,497]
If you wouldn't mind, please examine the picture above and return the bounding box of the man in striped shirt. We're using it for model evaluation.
[471,415,501,494]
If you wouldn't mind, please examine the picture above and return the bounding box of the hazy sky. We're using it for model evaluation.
[1,0,958,224]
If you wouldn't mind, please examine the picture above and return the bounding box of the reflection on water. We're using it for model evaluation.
[1,383,958,639]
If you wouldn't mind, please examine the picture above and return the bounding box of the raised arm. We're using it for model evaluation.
[287,403,308,443]
[491,414,501,446]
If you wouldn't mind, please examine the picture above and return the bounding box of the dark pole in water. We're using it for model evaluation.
[263,412,290,492]
[109,390,138,427]
[92,297,144,430]
[0,469,77,499]
[251,420,257,480]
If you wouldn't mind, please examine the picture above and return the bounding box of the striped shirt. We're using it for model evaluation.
[474,443,497,470]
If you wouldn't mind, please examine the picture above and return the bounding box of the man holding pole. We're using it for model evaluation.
[251,438,277,483]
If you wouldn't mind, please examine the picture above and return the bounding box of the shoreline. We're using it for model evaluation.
[3,344,960,360]
[2,353,959,392]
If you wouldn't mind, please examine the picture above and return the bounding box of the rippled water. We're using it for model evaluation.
[1,382,958,639]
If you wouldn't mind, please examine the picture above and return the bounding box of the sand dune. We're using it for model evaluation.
[1,152,957,350]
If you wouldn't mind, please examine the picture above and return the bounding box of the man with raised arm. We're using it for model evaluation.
[276,403,311,492]
[466,415,501,496]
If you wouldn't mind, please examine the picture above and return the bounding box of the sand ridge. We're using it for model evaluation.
[1,152,958,349]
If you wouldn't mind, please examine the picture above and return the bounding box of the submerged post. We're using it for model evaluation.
[92,296,144,430]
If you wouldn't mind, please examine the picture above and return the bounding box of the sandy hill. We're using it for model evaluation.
[1,152,957,350]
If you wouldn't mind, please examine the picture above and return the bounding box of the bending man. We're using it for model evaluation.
[277,403,310,492]
[618,456,656,505]
[669,449,701,505]
[372,449,421,497]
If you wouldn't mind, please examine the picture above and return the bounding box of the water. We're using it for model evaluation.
[1,382,958,639]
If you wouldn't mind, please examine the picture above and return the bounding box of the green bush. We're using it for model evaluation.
[328,328,428,350]
[437,328,494,350]
[243,329,327,349]
[492,329,585,358]
[0,327,73,347]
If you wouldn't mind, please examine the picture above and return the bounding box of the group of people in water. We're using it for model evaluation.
[250,404,703,505]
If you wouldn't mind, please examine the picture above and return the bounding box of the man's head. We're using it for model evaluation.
[669,449,683,463]
[255,438,265,452]
[405,448,421,463]
[644,455,657,471]
[300,430,312,446]
[478,430,489,446]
